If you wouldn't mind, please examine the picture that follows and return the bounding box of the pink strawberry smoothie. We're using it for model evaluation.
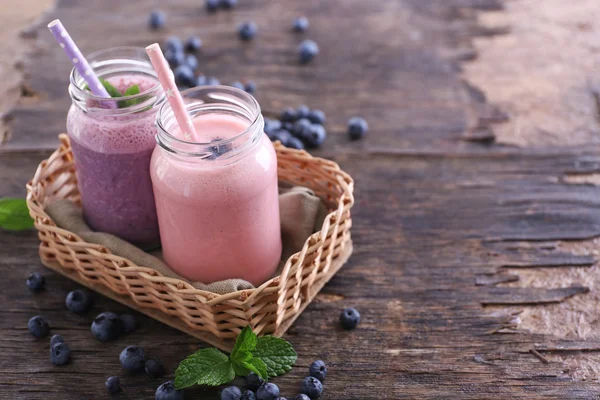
[67,74,162,248]
[150,113,282,285]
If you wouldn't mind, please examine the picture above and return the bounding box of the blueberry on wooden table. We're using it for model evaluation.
[257,383,280,400]
[246,372,265,391]
[50,334,63,346]
[185,54,198,71]
[220,0,238,10]
[155,380,184,400]
[292,118,311,137]
[174,65,196,88]
[244,80,256,94]
[239,21,258,41]
[206,0,219,12]
[280,107,297,122]
[165,36,184,53]
[221,386,242,400]
[119,346,146,372]
[185,36,202,52]
[28,315,50,338]
[148,10,166,30]
[50,342,70,365]
[286,136,305,150]
[231,81,245,90]
[66,289,92,313]
[91,312,123,341]
[207,76,221,85]
[145,358,166,378]
[106,376,122,394]
[309,360,327,382]
[26,272,45,292]
[241,389,257,400]
[297,40,319,64]
[165,49,185,69]
[296,105,310,119]
[300,376,323,399]
[340,307,361,329]
[293,16,309,32]
[307,109,326,125]
[348,117,368,140]
[264,119,282,135]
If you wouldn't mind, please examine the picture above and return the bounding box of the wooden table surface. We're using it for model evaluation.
[2,0,600,398]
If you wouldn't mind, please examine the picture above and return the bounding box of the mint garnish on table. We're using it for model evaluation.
[84,79,144,108]
[0,198,34,231]
[174,326,297,389]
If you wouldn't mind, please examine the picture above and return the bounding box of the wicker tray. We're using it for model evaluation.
[26,134,354,351]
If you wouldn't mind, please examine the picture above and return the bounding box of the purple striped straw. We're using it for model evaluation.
[47,19,110,98]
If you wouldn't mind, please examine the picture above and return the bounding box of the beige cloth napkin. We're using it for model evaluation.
[45,184,327,294]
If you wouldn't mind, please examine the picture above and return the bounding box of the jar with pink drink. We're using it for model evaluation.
[151,86,282,285]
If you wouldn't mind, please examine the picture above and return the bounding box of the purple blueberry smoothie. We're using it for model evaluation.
[66,49,165,249]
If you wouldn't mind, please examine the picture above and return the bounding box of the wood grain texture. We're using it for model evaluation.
[3,0,600,399]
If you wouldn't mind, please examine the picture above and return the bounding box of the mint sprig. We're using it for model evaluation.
[174,326,297,389]
[0,198,34,231]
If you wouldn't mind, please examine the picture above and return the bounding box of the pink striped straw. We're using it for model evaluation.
[145,43,198,141]
[47,19,111,99]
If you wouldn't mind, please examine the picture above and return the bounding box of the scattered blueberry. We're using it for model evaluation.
[206,0,219,12]
[293,16,309,33]
[294,396,310,400]
[246,372,265,391]
[296,105,310,119]
[207,137,234,159]
[26,272,45,292]
[271,129,293,145]
[347,117,368,140]
[165,49,185,69]
[238,21,258,41]
[241,390,257,400]
[300,377,323,399]
[307,109,326,125]
[220,0,238,9]
[120,346,146,372]
[309,360,327,382]
[292,118,311,137]
[244,81,256,94]
[50,342,70,365]
[280,107,297,122]
[185,54,198,71]
[28,315,50,338]
[106,376,122,394]
[155,380,184,400]
[221,386,242,400]
[286,136,305,150]
[165,36,184,53]
[50,334,64,347]
[282,122,294,132]
[174,65,196,88]
[66,289,92,313]
[297,40,319,64]
[120,314,137,333]
[257,382,280,400]
[231,81,245,90]
[145,358,166,378]
[264,118,282,134]
[185,36,203,52]
[91,312,123,341]
[340,307,360,330]
[149,10,166,30]
[196,75,207,86]
[303,124,326,148]
[207,76,221,85]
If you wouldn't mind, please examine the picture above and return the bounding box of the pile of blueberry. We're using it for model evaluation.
[106,345,167,394]
[220,360,327,400]
[264,106,327,150]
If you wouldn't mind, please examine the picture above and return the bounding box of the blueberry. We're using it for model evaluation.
[296,105,310,119]
[297,40,319,64]
[231,81,245,90]
[293,16,309,33]
[165,36,184,53]
[50,334,64,347]
[303,124,326,148]
[271,129,293,145]
[238,22,258,41]
[221,386,242,400]
[294,396,310,400]
[155,380,183,400]
[66,289,92,313]
[120,314,137,333]
[50,342,70,365]
[348,117,368,140]
[264,119,282,134]
[220,0,238,9]
[149,10,166,30]
[282,122,294,132]
[26,272,45,292]
[145,358,166,378]
[241,390,257,400]
[185,54,198,72]
[207,76,221,85]
[206,0,219,12]
[165,49,185,69]
[28,316,50,338]
[292,118,311,137]
[308,360,327,382]
[91,312,123,341]
[256,383,279,400]
[120,346,146,372]
[185,36,203,52]
[307,109,326,125]
[340,307,360,330]
[106,376,122,394]
[300,377,323,399]
[174,65,196,88]
[246,372,265,391]
[244,81,256,94]
[286,136,305,150]
[280,107,297,122]
[207,137,233,159]
[196,75,207,86]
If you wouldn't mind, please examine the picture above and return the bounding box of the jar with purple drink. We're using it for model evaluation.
[67,47,165,249]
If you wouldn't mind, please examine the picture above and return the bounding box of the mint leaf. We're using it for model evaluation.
[83,79,122,98]
[231,326,257,362]
[174,348,235,389]
[252,336,297,377]
[119,84,141,108]
[239,357,268,380]
[0,198,34,231]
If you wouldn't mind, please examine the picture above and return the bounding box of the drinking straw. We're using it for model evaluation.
[145,43,198,141]
[47,19,111,99]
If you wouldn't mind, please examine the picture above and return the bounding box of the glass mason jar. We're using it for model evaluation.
[151,86,282,285]
[67,47,165,249]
